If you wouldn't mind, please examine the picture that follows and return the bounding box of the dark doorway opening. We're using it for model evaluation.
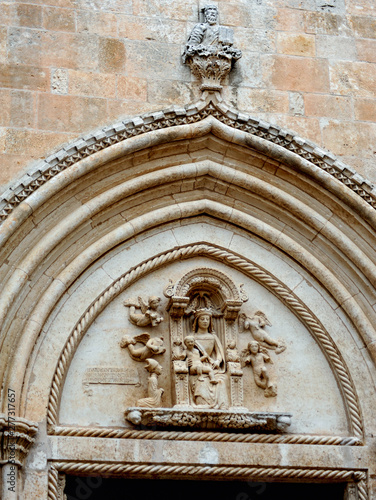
[64,476,347,500]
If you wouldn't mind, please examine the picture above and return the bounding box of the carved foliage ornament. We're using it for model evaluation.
[0,415,38,467]
[183,5,242,91]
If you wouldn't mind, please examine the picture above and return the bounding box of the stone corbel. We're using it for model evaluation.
[221,299,244,321]
[166,296,190,318]
[0,414,38,467]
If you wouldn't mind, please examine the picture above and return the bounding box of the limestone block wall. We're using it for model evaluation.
[0,0,375,191]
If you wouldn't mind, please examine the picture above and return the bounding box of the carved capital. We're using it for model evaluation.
[222,299,244,321]
[166,296,190,318]
[186,53,233,91]
[0,414,38,467]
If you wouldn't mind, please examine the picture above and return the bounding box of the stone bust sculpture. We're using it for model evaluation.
[183,5,241,64]
[182,5,242,91]
[182,4,242,92]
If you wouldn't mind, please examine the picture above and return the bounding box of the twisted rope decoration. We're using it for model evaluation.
[48,466,59,500]
[52,426,362,446]
[47,244,363,439]
[358,479,369,500]
[51,461,367,483]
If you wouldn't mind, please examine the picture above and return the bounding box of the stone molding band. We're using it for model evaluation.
[52,426,362,446]
[47,462,368,500]
[1,99,375,225]
[47,243,363,438]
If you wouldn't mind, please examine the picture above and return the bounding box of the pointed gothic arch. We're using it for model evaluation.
[0,99,375,499]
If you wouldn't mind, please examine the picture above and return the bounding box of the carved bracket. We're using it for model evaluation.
[0,415,38,467]
[125,407,292,433]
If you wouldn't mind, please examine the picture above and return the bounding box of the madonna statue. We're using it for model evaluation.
[187,309,229,409]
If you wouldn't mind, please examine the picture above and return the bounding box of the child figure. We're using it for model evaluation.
[184,336,218,384]
[240,311,286,354]
[242,341,277,398]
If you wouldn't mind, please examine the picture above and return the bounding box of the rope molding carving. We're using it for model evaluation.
[47,463,369,500]
[50,461,367,483]
[1,100,376,223]
[47,244,363,439]
[48,466,59,500]
[52,426,362,446]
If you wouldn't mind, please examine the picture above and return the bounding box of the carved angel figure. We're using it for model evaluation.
[239,311,286,354]
[242,341,277,398]
[120,332,165,361]
[137,359,164,408]
[124,296,164,327]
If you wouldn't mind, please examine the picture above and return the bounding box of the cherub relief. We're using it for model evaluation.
[120,332,165,361]
[242,341,277,398]
[124,296,164,327]
[239,311,286,354]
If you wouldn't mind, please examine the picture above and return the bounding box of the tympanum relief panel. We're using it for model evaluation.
[59,258,348,435]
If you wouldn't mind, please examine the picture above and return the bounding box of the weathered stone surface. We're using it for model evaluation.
[68,70,117,98]
[269,56,329,93]
[277,33,315,57]
[16,4,43,28]
[43,6,75,32]
[355,98,376,122]
[316,35,357,60]
[304,94,353,119]
[349,15,376,39]
[38,94,108,132]
[330,61,376,97]
[304,11,343,35]
[321,120,376,157]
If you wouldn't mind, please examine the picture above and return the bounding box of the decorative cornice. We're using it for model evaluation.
[52,426,362,446]
[51,461,367,482]
[1,100,375,224]
[0,414,38,467]
[47,244,363,439]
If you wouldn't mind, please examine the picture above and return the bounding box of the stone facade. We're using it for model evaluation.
[0,0,375,190]
[1,1,376,499]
